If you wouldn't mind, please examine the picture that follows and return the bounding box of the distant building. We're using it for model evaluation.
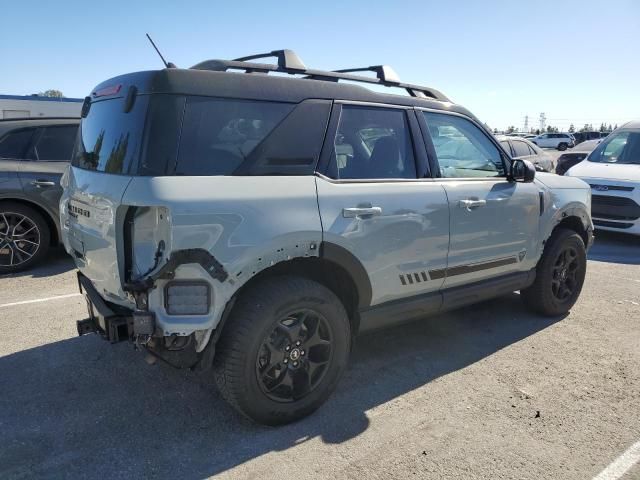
[0,94,83,119]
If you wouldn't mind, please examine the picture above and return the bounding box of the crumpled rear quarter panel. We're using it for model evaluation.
[122,176,322,337]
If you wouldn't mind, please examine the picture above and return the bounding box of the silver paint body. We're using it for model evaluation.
[61,161,592,351]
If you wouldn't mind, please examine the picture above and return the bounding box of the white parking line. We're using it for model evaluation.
[593,440,640,480]
[0,293,81,309]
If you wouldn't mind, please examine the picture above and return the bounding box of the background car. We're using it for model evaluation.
[572,131,610,145]
[0,117,79,273]
[556,139,602,175]
[498,135,555,171]
[566,121,640,235]
[532,132,575,150]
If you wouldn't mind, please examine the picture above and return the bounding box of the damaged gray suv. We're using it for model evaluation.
[61,50,593,425]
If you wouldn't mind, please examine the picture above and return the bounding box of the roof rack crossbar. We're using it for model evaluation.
[233,49,306,71]
[333,65,401,84]
[190,49,450,102]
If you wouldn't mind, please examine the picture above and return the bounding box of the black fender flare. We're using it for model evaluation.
[320,241,372,309]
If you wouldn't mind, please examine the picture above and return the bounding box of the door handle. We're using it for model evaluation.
[459,199,487,210]
[342,207,383,218]
[31,180,56,187]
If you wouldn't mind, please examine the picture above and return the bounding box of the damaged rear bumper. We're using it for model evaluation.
[77,272,200,368]
[77,272,137,342]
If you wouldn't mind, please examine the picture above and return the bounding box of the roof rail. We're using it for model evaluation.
[191,49,449,102]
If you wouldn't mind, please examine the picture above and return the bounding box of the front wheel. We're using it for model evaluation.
[521,228,586,316]
[213,275,351,425]
[557,142,568,151]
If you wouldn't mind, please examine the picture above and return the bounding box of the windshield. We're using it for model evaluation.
[588,131,640,165]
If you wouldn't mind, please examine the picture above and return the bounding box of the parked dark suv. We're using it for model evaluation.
[0,117,79,273]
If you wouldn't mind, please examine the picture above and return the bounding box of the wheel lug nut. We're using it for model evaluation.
[293,361,298,367]
[284,358,288,363]
[296,341,301,346]
[301,350,305,356]
[285,346,290,351]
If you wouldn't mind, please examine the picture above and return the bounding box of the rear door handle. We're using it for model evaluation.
[31,180,56,187]
[459,199,487,210]
[342,207,383,218]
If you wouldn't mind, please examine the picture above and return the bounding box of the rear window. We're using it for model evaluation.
[73,96,148,174]
[174,98,294,176]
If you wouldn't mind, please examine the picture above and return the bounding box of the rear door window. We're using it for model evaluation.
[73,96,148,174]
[0,128,37,159]
[174,98,294,176]
[327,105,417,180]
[28,125,78,161]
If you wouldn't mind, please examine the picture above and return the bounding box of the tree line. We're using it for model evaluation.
[495,122,618,135]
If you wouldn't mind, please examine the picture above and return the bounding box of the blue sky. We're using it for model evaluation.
[2,0,638,131]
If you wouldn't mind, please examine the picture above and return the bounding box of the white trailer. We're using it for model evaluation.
[0,94,83,119]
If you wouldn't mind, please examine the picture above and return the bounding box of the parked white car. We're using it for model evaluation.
[566,121,640,235]
[533,133,575,151]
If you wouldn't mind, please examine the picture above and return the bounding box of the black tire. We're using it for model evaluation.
[213,275,351,425]
[0,202,50,274]
[557,142,568,151]
[521,228,586,316]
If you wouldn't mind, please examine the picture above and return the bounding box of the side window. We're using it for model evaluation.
[329,105,416,180]
[499,140,512,156]
[512,140,531,158]
[527,143,538,155]
[423,112,505,178]
[28,125,78,161]
[0,127,36,159]
[175,98,294,176]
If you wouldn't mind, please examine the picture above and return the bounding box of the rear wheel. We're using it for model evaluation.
[521,228,586,316]
[213,276,351,425]
[0,203,50,274]
[558,142,568,151]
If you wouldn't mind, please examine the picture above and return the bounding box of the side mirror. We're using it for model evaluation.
[509,159,536,183]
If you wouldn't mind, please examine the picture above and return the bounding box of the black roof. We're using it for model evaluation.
[90,49,477,121]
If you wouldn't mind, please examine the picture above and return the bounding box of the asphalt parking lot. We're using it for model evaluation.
[1,230,639,480]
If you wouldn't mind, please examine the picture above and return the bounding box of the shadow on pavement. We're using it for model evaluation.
[0,247,75,280]
[0,293,563,479]
[588,231,640,265]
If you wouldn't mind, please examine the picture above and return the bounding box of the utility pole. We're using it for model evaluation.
[539,112,546,132]
[524,115,529,133]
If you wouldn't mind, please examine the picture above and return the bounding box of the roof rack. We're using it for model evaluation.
[191,49,449,102]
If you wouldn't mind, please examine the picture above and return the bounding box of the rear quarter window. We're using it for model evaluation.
[174,98,294,176]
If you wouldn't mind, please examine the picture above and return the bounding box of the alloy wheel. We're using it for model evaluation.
[551,246,580,301]
[256,309,333,402]
[0,212,41,267]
